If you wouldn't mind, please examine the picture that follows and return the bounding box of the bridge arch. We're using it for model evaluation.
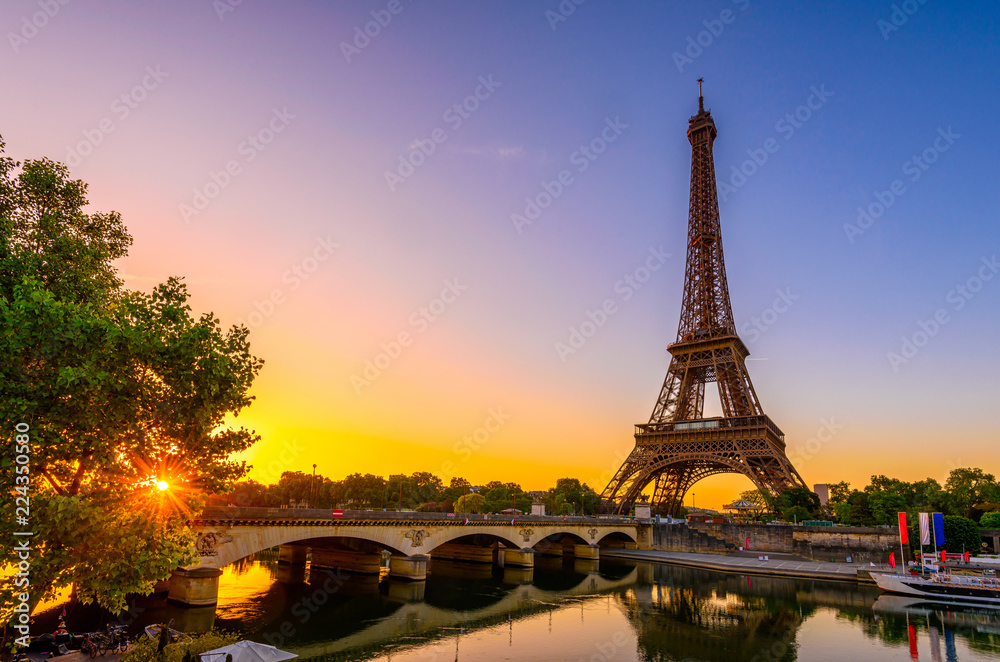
[617,454,774,514]
[424,532,521,554]
[596,531,636,548]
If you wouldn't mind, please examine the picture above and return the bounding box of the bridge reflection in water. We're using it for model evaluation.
[30,552,1000,661]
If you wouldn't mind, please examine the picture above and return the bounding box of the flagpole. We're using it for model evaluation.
[931,513,937,559]
[898,512,908,575]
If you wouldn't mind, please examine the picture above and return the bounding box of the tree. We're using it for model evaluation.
[946,468,1000,519]
[342,473,386,508]
[737,490,772,519]
[980,512,1000,529]
[827,481,852,506]
[443,476,472,501]
[545,478,600,516]
[455,493,486,514]
[229,479,268,506]
[776,487,820,517]
[910,478,950,514]
[0,146,263,616]
[267,471,314,507]
[781,505,811,523]
[943,515,982,553]
[847,491,873,527]
[868,491,908,526]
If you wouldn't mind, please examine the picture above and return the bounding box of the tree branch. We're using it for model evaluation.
[40,469,65,495]
[68,460,88,496]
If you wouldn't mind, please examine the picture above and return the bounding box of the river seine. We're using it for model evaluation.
[35,552,1000,661]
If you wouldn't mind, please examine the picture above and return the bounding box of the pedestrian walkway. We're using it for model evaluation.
[602,548,866,582]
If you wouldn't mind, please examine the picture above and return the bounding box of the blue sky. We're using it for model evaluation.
[2,0,998,506]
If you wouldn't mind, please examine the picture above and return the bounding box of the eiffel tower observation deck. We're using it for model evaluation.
[601,81,807,516]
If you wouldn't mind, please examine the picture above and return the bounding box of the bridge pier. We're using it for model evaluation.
[574,544,600,560]
[386,579,426,602]
[430,542,494,564]
[311,548,382,574]
[389,554,428,581]
[275,562,307,584]
[167,567,222,607]
[502,566,534,584]
[501,547,535,568]
[277,544,308,565]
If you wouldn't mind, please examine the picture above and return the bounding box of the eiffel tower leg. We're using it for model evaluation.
[600,445,654,515]
[649,465,699,517]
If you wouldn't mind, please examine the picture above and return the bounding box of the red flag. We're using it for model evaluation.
[908,623,918,660]
[889,552,896,568]
[898,512,909,544]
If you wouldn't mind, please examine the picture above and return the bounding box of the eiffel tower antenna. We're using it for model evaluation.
[600,84,807,516]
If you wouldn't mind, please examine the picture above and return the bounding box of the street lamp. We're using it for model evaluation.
[310,464,316,508]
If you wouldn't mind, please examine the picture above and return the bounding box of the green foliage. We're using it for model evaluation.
[781,505,812,523]
[544,478,600,516]
[847,491,873,527]
[776,487,820,517]
[826,481,852,505]
[455,492,486,514]
[121,629,240,662]
[979,511,1000,529]
[0,145,262,617]
[943,515,982,553]
[483,482,532,514]
[867,491,908,526]
[946,468,1000,519]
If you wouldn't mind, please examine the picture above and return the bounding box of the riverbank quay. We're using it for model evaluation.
[602,548,886,583]
[24,652,125,662]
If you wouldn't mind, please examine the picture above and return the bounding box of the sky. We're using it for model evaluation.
[3,0,998,510]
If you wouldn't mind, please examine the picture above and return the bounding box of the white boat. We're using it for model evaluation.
[872,570,1000,606]
[144,624,192,643]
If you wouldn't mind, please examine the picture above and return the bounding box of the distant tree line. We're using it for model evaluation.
[224,472,602,516]
[737,467,1000,553]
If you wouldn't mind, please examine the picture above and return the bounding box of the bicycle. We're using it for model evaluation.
[81,632,108,658]
[105,625,129,653]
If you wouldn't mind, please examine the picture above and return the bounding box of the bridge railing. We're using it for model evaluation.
[195,506,649,524]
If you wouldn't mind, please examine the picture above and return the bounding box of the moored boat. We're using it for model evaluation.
[144,623,192,643]
[872,570,1000,606]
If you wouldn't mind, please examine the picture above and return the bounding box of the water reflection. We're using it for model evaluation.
[29,553,1000,661]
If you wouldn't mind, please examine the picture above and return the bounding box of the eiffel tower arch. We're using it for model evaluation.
[601,81,807,516]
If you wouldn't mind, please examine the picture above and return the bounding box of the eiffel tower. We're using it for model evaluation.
[601,81,807,516]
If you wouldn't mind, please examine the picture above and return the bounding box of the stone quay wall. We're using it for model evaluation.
[650,522,899,563]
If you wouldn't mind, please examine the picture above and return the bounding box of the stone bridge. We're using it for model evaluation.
[170,507,650,606]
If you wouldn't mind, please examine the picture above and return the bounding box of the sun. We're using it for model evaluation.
[156,480,169,491]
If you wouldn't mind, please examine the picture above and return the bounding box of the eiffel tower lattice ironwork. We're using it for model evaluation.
[601,81,807,516]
